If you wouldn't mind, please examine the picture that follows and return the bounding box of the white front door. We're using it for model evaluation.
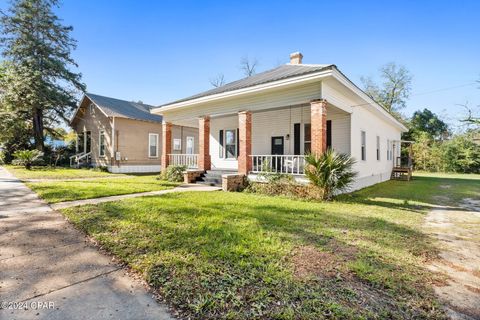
[186,136,194,154]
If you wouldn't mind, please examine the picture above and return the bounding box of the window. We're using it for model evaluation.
[173,139,182,151]
[376,136,380,161]
[186,136,194,154]
[99,130,106,157]
[225,129,237,159]
[387,139,391,160]
[326,120,332,149]
[148,133,158,157]
[219,130,224,158]
[361,131,366,161]
[89,103,95,115]
[304,123,311,154]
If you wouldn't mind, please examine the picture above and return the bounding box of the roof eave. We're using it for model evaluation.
[151,69,334,114]
[330,68,408,132]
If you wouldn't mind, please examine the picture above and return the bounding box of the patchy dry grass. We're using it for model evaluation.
[59,172,480,319]
[4,165,118,180]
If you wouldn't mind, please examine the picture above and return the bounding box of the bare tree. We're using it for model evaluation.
[361,62,412,114]
[209,73,225,88]
[459,103,480,125]
[239,56,258,77]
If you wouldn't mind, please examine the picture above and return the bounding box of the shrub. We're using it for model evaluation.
[161,165,187,182]
[12,149,44,170]
[247,174,323,200]
[305,149,357,200]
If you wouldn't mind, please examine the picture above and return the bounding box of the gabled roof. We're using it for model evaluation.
[159,64,334,107]
[73,93,163,123]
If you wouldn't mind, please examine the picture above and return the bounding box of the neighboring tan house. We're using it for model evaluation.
[70,93,198,173]
[151,52,408,190]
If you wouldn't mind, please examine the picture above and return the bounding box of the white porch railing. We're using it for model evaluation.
[250,155,306,175]
[69,152,91,168]
[168,154,198,169]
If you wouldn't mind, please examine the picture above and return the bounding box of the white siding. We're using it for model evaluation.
[209,105,351,170]
[349,104,402,191]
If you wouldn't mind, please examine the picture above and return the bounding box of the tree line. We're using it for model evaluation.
[0,0,478,173]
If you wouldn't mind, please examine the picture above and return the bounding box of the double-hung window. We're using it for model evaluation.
[304,124,311,154]
[99,130,106,157]
[387,139,391,160]
[225,129,237,159]
[149,133,158,158]
[376,136,380,161]
[361,131,366,161]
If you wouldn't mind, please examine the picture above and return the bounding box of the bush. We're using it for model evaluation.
[12,149,44,169]
[246,173,323,200]
[161,165,187,182]
[305,149,357,200]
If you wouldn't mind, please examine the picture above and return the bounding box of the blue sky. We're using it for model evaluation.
[2,0,479,126]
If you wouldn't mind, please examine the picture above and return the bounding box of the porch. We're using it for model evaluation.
[163,100,351,176]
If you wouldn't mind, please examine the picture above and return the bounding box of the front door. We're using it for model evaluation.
[271,136,284,170]
[271,136,284,155]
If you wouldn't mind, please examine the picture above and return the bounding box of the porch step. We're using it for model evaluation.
[195,169,238,187]
[391,168,413,181]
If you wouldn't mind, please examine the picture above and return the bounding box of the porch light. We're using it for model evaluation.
[286,134,290,141]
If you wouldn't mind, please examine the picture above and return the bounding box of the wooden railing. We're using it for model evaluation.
[250,155,306,175]
[168,154,198,169]
[395,156,412,169]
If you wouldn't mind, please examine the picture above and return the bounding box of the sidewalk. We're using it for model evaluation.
[0,166,174,320]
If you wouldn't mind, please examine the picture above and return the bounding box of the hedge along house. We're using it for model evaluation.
[152,52,408,190]
[70,93,198,173]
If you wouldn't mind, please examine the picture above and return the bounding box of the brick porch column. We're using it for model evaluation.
[161,122,172,171]
[310,99,327,155]
[198,116,211,171]
[238,111,252,175]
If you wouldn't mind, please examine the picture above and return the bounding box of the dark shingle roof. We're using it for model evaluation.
[86,93,162,123]
[160,64,334,106]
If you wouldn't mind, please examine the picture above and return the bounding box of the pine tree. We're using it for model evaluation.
[0,0,85,151]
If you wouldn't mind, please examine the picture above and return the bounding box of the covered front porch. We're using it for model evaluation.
[162,99,351,177]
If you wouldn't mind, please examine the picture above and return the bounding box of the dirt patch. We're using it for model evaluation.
[424,196,480,319]
[291,245,342,279]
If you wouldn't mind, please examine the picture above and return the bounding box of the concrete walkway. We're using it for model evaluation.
[51,184,221,210]
[0,166,174,320]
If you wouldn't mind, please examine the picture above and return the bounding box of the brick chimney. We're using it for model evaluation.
[289,52,303,64]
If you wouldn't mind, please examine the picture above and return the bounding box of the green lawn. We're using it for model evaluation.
[61,172,480,319]
[28,175,179,203]
[4,165,119,179]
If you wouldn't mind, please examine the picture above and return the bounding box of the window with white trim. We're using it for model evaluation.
[149,133,158,157]
[376,136,380,161]
[387,139,392,161]
[89,103,95,115]
[99,130,106,157]
[173,139,182,151]
[186,136,194,154]
[304,123,311,154]
[225,129,237,159]
[361,131,366,161]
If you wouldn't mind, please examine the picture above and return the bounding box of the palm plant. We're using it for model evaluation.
[12,149,44,170]
[305,149,357,200]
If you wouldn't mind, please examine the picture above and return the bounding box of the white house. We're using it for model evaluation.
[152,52,408,190]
